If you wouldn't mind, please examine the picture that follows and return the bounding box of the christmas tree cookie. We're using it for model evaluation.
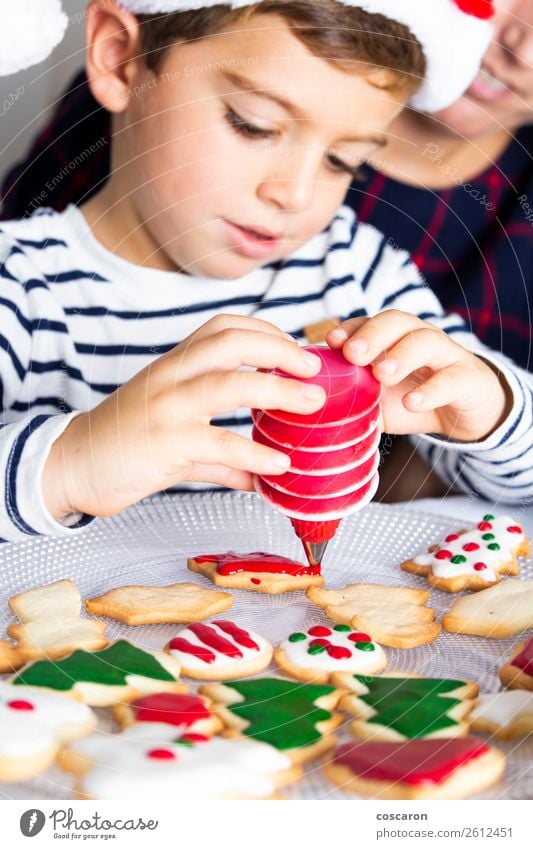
[401,515,529,593]
[324,738,505,800]
[164,620,272,680]
[200,677,343,765]
[0,680,96,782]
[332,673,478,741]
[10,640,185,707]
[470,691,533,740]
[114,692,222,736]
[188,551,324,594]
[63,724,297,800]
[500,637,533,692]
[274,624,387,684]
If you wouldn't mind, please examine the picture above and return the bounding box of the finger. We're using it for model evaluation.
[184,314,294,345]
[372,327,462,385]
[339,310,426,366]
[326,317,367,348]
[166,329,323,383]
[187,425,292,475]
[182,464,254,491]
[183,370,326,419]
[402,363,469,412]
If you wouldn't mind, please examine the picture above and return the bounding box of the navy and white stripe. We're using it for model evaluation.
[0,203,532,541]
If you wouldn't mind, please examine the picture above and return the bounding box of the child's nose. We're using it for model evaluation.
[256,146,319,212]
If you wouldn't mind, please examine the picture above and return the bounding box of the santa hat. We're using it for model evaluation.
[0,0,494,112]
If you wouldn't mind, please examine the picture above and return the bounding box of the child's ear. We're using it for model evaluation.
[86,0,143,113]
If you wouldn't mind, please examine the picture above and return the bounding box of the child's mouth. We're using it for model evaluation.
[223,220,282,260]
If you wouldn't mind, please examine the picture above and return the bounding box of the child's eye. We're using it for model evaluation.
[326,151,362,179]
[224,107,277,140]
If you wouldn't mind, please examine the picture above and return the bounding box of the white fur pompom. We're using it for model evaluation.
[0,0,68,77]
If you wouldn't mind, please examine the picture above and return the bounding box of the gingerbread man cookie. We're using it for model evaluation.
[164,620,272,680]
[324,738,505,799]
[188,551,324,594]
[500,637,533,691]
[114,692,222,736]
[0,680,96,782]
[470,691,533,740]
[401,515,529,593]
[274,624,387,684]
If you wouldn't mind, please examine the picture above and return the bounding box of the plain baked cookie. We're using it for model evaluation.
[188,551,324,594]
[323,738,505,799]
[200,677,343,766]
[500,638,533,691]
[10,639,185,707]
[0,680,96,782]
[401,514,529,593]
[8,579,108,660]
[86,582,233,625]
[164,620,272,680]
[63,725,298,800]
[274,624,386,684]
[333,673,478,741]
[470,691,533,739]
[307,583,440,648]
[442,579,533,637]
[113,691,222,736]
[0,640,25,673]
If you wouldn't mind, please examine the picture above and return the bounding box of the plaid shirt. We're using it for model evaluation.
[2,71,532,370]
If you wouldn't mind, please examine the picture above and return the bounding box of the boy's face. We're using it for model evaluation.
[119,14,406,277]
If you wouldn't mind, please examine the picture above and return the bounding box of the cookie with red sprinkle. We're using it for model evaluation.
[401,515,529,593]
[188,551,323,594]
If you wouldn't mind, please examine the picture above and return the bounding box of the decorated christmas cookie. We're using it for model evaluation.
[307,583,440,648]
[332,674,478,741]
[114,692,222,736]
[324,738,505,800]
[0,680,96,782]
[500,638,533,692]
[11,640,185,707]
[470,691,533,739]
[188,551,324,594]
[64,723,297,800]
[274,624,387,684]
[164,620,272,680]
[401,515,529,593]
[200,677,343,766]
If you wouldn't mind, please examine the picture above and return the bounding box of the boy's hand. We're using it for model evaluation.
[326,310,512,442]
[43,315,326,521]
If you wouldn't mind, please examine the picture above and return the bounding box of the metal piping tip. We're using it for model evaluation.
[302,540,330,569]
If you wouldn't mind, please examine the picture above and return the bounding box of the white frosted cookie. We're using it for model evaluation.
[401,515,529,593]
[65,724,296,799]
[164,620,272,680]
[274,624,386,684]
[470,691,533,739]
[0,680,96,782]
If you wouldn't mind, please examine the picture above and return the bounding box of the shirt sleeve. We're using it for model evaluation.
[363,242,533,505]
[0,232,94,541]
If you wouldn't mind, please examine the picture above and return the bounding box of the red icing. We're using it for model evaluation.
[251,578,261,585]
[181,733,209,744]
[130,693,210,727]
[7,699,35,711]
[435,550,452,560]
[168,637,217,664]
[197,552,320,576]
[474,562,487,571]
[511,638,533,677]
[463,542,480,552]
[478,521,493,531]
[445,534,460,542]
[348,632,372,643]
[309,638,330,648]
[147,748,176,760]
[327,645,352,660]
[186,624,243,659]
[507,525,522,534]
[334,738,489,785]
[308,626,332,637]
[212,620,260,651]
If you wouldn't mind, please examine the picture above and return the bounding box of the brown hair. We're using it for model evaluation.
[137,1,426,96]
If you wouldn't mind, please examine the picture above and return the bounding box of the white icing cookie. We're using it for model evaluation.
[401,515,529,593]
[274,624,387,684]
[0,680,96,781]
[67,723,293,800]
[164,620,272,680]
[470,691,533,739]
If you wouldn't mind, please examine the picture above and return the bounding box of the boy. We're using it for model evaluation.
[0,0,531,543]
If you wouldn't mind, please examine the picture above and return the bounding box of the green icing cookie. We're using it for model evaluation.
[226,678,335,750]
[13,640,175,690]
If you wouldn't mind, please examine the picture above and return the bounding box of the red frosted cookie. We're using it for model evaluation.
[188,551,323,594]
[500,637,533,691]
[324,738,504,799]
[113,692,222,736]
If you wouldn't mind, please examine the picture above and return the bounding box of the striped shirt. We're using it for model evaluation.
[0,203,532,542]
